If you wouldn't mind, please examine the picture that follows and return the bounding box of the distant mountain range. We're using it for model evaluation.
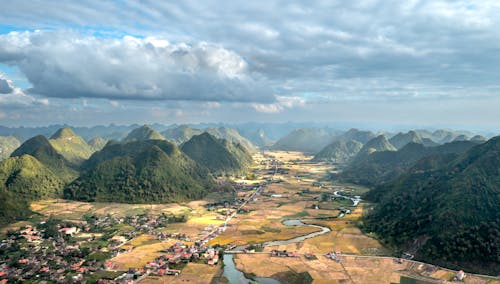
[0,136,20,161]
[312,140,363,164]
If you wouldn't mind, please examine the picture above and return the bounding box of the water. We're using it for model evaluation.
[222,254,281,284]
[262,219,331,247]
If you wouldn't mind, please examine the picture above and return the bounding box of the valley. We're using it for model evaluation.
[2,150,497,283]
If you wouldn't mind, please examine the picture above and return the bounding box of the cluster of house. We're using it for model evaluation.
[0,224,121,283]
[143,242,221,276]
[270,250,298,257]
[85,213,181,234]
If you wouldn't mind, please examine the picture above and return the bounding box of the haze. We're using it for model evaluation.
[1,1,500,131]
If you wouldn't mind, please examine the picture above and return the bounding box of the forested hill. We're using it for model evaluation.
[65,140,214,203]
[181,132,252,175]
[363,136,500,274]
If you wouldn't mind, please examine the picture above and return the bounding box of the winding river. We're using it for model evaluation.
[222,189,360,283]
[222,219,331,283]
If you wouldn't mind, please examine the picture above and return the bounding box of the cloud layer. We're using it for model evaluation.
[0,31,272,102]
[1,0,500,127]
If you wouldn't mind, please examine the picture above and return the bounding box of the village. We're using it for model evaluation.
[0,152,496,284]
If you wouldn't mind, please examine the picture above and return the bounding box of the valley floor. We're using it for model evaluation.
[4,151,498,284]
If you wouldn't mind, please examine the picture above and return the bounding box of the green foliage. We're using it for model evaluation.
[181,132,252,175]
[122,124,165,142]
[353,135,397,161]
[49,127,94,167]
[363,136,500,274]
[0,188,31,226]
[339,141,478,187]
[0,136,21,161]
[11,134,78,182]
[88,137,107,152]
[0,155,64,200]
[65,140,214,203]
[271,128,336,153]
[313,139,363,163]
[0,154,65,225]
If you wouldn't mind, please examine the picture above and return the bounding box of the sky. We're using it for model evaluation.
[1,0,500,130]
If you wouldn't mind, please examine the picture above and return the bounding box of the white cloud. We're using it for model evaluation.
[0,30,273,103]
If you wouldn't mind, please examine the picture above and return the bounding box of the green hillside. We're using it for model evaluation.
[162,125,203,144]
[271,128,336,153]
[88,137,107,152]
[0,155,64,201]
[65,140,214,203]
[205,127,255,152]
[353,135,396,160]
[340,141,478,186]
[123,125,165,142]
[0,188,31,226]
[340,128,376,144]
[363,136,500,274]
[312,139,363,164]
[389,131,425,149]
[0,136,21,161]
[181,133,252,175]
[49,127,94,166]
[11,135,78,182]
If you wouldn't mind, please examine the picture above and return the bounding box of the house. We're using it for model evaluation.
[456,270,466,281]
[58,227,79,236]
[208,254,219,265]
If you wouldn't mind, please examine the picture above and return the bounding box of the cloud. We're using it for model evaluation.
[252,95,306,113]
[0,30,274,103]
[0,77,13,93]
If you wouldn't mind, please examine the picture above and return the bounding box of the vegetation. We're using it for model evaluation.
[162,125,203,144]
[181,133,252,175]
[49,127,94,167]
[271,128,337,153]
[122,124,166,142]
[0,155,65,225]
[363,136,500,274]
[0,135,21,161]
[65,140,214,203]
[389,131,437,149]
[339,141,478,186]
[353,135,396,160]
[11,134,78,182]
[313,139,363,163]
[88,136,107,152]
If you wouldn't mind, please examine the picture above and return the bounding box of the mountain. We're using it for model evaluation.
[65,140,214,203]
[123,125,166,142]
[389,131,437,150]
[339,141,479,186]
[0,136,21,161]
[88,137,107,152]
[354,135,396,160]
[237,128,274,148]
[452,134,469,142]
[0,188,31,226]
[49,127,94,166]
[470,135,487,142]
[162,125,204,144]
[0,155,64,201]
[181,133,252,175]
[271,128,336,153]
[11,135,78,182]
[312,140,363,164]
[363,136,500,274]
[205,127,255,152]
[339,128,376,144]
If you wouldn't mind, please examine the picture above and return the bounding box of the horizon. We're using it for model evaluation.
[1,1,500,129]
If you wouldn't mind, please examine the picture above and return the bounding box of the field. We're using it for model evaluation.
[21,150,498,284]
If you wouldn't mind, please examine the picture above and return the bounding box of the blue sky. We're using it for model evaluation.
[0,0,500,130]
